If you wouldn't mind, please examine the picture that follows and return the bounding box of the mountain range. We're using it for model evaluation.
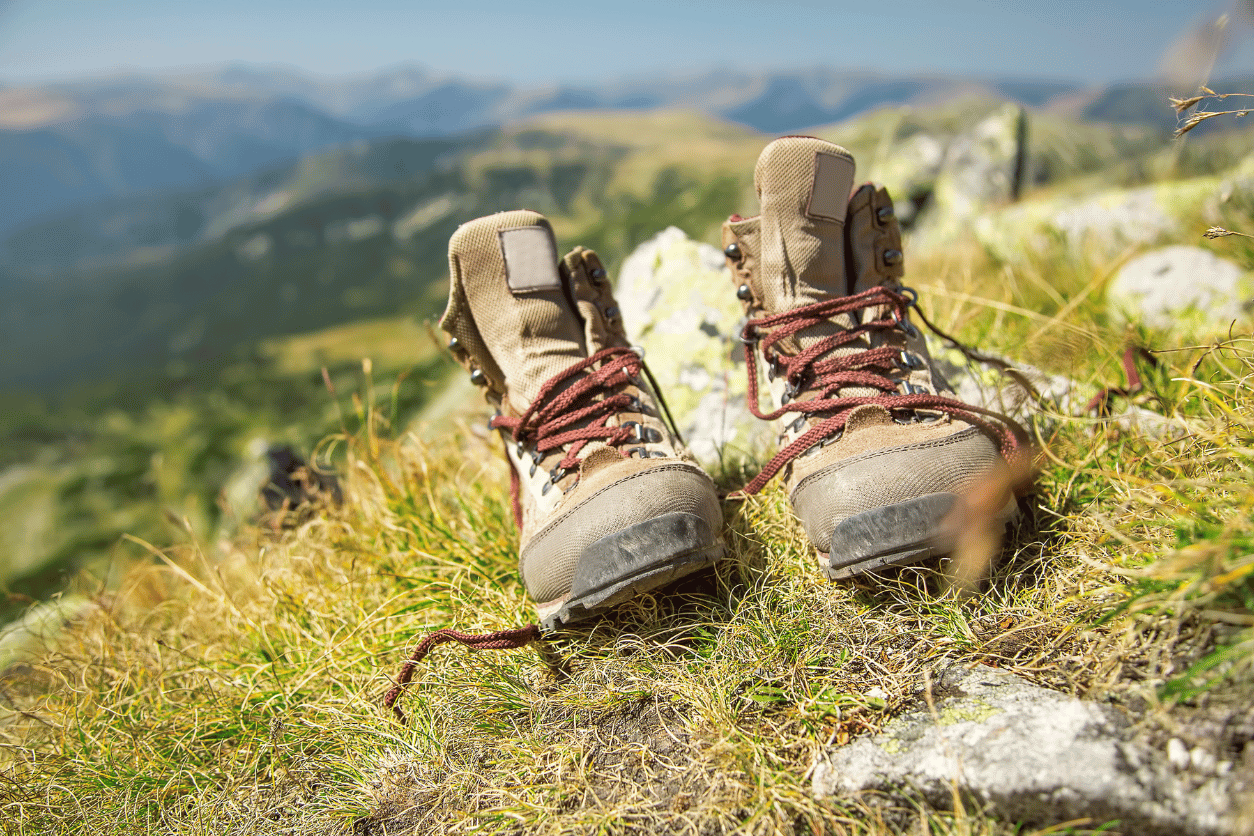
[5,62,1246,240]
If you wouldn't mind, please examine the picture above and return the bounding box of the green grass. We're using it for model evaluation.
[3,105,1254,834]
[0,315,454,623]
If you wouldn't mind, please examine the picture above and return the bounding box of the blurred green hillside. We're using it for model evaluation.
[0,97,1250,624]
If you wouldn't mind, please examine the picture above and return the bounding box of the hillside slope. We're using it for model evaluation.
[0,111,764,392]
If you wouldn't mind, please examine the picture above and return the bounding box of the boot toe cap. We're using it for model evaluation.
[790,425,1000,554]
[521,461,723,610]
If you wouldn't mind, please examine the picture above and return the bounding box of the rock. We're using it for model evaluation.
[261,444,342,513]
[1169,737,1192,771]
[1107,245,1250,330]
[924,104,1028,238]
[0,595,96,672]
[864,103,1027,240]
[616,227,774,471]
[218,440,341,534]
[1052,185,1180,249]
[813,664,1241,835]
[974,177,1222,264]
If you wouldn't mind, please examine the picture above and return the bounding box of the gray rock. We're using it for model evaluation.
[616,227,774,471]
[926,104,1027,236]
[867,104,1027,241]
[1051,185,1181,250]
[813,664,1242,835]
[975,177,1221,265]
[1107,245,1250,330]
[0,595,96,671]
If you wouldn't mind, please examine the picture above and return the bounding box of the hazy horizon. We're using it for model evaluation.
[1,0,1251,89]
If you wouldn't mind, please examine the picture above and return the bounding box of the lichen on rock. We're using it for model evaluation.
[813,664,1245,836]
[615,226,774,472]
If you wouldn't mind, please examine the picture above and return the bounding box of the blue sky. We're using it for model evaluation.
[0,0,1250,86]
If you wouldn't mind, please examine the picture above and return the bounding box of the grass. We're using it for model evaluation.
[3,108,1254,835]
[3,245,1253,835]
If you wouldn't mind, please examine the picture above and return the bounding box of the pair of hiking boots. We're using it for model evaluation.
[441,136,1024,631]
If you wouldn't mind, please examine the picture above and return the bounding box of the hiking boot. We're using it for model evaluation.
[722,137,1025,580]
[441,210,725,629]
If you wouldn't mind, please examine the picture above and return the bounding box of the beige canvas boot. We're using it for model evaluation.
[722,137,1026,579]
[441,210,725,629]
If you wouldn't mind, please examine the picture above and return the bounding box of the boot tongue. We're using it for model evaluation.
[755,137,856,343]
[445,210,588,412]
[754,137,889,404]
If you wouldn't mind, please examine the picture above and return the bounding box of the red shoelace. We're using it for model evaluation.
[489,346,655,526]
[383,624,542,723]
[736,285,1029,496]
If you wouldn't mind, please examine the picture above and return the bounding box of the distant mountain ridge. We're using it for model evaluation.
[2,61,1245,241]
[0,91,389,238]
[3,95,1220,395]
[38,63,1082,132]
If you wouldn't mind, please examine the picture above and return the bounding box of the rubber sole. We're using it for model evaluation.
[825,492,1017,581]
[536,511,724,631]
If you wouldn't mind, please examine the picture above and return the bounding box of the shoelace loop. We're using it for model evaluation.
[735,286,1030,497]
[489,346,688,527]
[488,347,649,474]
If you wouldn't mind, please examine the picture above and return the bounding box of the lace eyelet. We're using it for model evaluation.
[896,350,924,370]
[819,429,844,447]
[622,421,661,444]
